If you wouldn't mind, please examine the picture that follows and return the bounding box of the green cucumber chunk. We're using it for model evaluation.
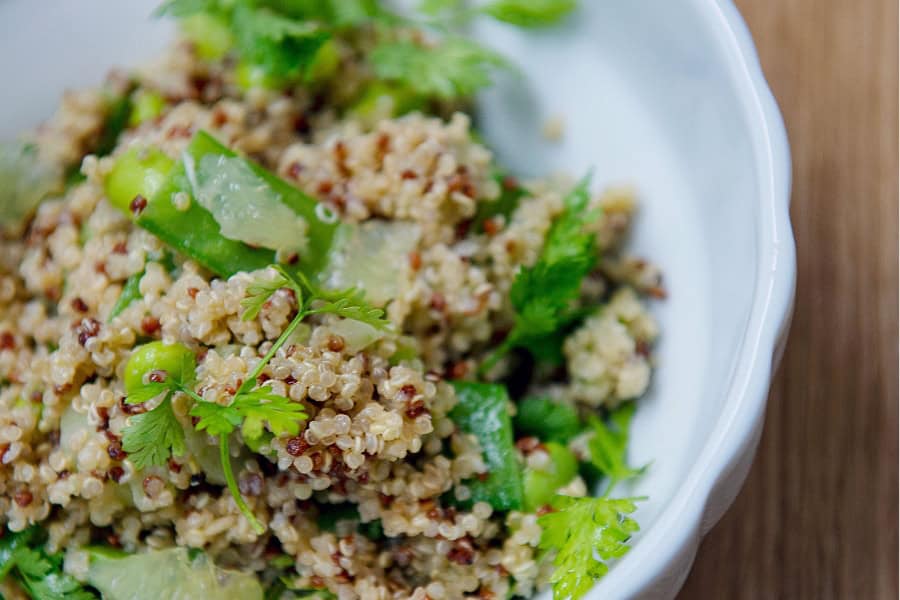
[87,547,263,600]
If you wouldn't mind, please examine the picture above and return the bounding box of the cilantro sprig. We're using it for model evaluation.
[0,527,95,600]
[480,175,599,374]
[186,264,389,533]
[118,264,387,534]
[534,403,647,599]
[370,37,507,99]
[157,0,337,84]
[157,0,578,100]
[538,495,640,600]
[121,345,199,471]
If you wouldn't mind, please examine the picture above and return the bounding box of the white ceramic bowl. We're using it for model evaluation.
[0,1,794,598]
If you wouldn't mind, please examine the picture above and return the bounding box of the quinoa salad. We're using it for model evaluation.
[0,2,665,599]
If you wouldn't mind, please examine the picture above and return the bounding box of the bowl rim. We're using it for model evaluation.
[588,0,796,597]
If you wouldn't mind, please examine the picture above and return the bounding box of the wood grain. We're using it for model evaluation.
[678,0,898,598]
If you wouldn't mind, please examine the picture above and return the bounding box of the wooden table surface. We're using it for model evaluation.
[679,0,898,598]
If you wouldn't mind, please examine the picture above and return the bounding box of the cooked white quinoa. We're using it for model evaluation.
[0,33,662,600]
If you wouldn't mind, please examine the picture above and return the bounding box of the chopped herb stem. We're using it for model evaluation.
[219,432,265,534]
[239,307,309,395]
[478,337,513,376]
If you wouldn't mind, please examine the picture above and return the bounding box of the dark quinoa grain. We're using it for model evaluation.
[129,194,148,216]
[70,297,89,313]
[108,466,125,483]
[0,332,15,350]
[13,489,33,507]
[285,436,309,457]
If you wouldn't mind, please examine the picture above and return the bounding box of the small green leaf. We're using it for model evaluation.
[588,402,647,494]
[1,527,95,600]
[190,401,241,437]
[480,175,598,374]
[481,0,577,28]
[538,495,640,599]
[233,387,307,440]
[122,395,186,469]
[241,275,290,321]
[370,38,508,99]
[513,396,581,443]
[124,382,169,405]
[109,270,144,321]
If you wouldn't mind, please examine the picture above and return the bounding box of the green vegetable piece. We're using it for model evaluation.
[514,396,581,443]
[306,38,341,84]
[129,90,167,126]
[269,554,294,570]
[370,38,508,100]
[181,13,235,60]
[87,547,263,600]
[0,142,63,232]
[265,579,288,600]
[359,519,384,541]
[1,526,95,600]
[480,175,598,374]
[83,545,129,561]
[104,147,175,216]
[348,81,425,120]
[538,495,640,599]
[449,381,523,511]
[317,503,359,532]
[108,270,144,321]
[481,0,577,28]
[588,402,647,495]
[229,2,331,85]
[95,92,134,157]
[234,58,288,91]
[124,341,196,396]
[0,526,36,579]
[136,131,340,278]
[523,441,578,512]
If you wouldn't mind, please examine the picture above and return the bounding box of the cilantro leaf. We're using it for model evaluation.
[588,402,647,494]
[538,495,640,600]
[234,387,307,439]
[370,38,508,99]
[481,176,598,374]
[10,546,52,580]
[513,396,581,443]
[241,274,291,321]
[0,527,35,579]
[242,265,389,329]
[231,2,331,80]
[191,387,307,440]
[19,566,96,600]
[159,0,330,83]
[123,381,170,405]
[122,395,186,469]
[306,286,391,330]
[1,527,96,600]
[327,0,385,26]
[190,400,243,437]
[188,376,306,535]
[481,0,576,28]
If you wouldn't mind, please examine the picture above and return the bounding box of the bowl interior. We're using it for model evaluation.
[0,1,766,597]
